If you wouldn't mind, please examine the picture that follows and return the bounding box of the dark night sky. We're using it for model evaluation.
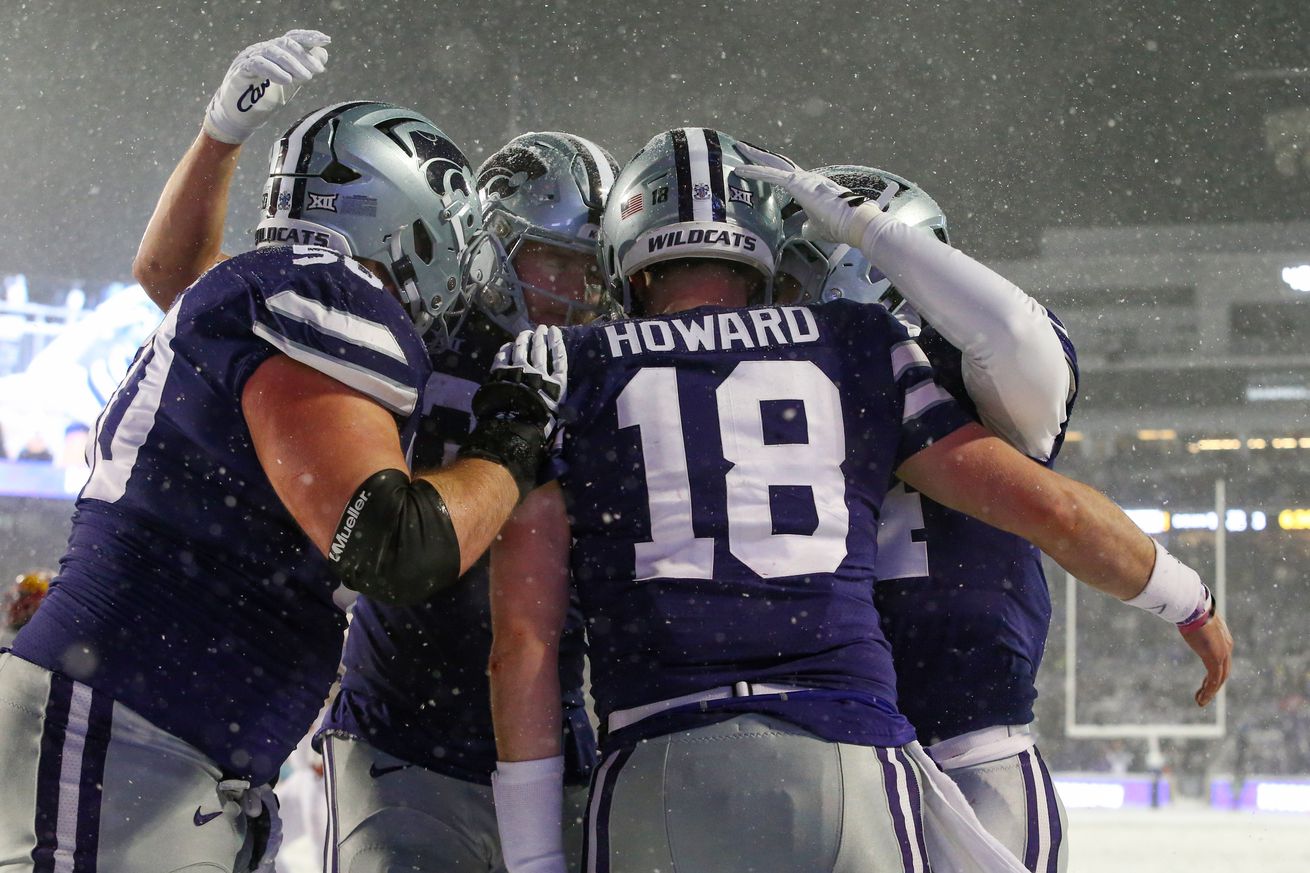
[2,0,1307,293]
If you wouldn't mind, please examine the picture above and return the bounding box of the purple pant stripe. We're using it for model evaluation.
[32,672,73,873]
[876,747,917,871]
[1019,749,1042,871]
[895,748,932,873]
[1034,749,1064,873]
[323,736,341,873]
[586,747,634,873]
[71,689,113,873]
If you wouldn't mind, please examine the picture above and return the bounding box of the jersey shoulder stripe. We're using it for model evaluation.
[890,339,930,381]
[240,247,428,416]
[251,322,419,415]
[264,289,408,363]
[903,379,955,425]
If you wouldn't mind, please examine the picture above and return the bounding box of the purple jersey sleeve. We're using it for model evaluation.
[882,321,974,469]
[246,246,423,416]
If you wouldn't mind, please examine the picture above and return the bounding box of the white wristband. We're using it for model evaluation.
[1124,541,1208,624]
[493,756,566,873]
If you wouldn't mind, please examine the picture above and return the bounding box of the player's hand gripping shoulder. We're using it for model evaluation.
[203,29,330,144]
[459,325,568,500]
[735,144,889,251]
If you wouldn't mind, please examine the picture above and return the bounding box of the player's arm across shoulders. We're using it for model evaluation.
[897,424,1152,597]
[242,350,519,600]
[952,294,1076,462]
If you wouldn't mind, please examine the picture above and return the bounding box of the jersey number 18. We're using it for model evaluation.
[617,359,849,580]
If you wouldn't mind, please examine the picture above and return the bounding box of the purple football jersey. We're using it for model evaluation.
[13,246,431,783]
[550,299,972,750]
[874,309,1079,743]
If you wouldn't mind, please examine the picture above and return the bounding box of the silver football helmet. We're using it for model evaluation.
[255,101,496,344]
[598,128,787,314]
[778,165,949,311]
[474,132,622,332]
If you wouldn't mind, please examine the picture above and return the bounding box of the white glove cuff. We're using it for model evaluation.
[202,97,248,145]
[493,756,566,873]
[1124,541,1208,624]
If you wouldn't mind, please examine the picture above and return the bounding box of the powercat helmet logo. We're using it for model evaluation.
[410,130,473,199]
[478,146,550,202]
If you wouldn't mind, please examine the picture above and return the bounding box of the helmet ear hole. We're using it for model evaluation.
[320,161,361,184]
[412,220,435,265]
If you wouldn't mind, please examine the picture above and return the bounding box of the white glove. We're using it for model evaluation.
[489,325,569,440]
[203,30,331,145]
[735,143,894,251]
[463,325,569,498]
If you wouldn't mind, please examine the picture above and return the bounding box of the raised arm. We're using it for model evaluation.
[736,153,1072,459]
[132,133,242,309]
[489,482,573,873]
[898,424,1233,707]
[870,224,1073,461]
[133,30,330,310]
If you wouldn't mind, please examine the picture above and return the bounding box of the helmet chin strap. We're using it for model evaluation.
[388,231,430,333]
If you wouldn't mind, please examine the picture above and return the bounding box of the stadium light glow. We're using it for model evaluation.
[1172,512,1219,531]
[1279,509,1310,530]
[1247,385,1310,401]
[1053,781,1126,810]
[1282,264,1310,293]
[1137,429,1177,441]
[1125,508,1170,534]
[1123,507,1273,533]
[1256,782,1310,813]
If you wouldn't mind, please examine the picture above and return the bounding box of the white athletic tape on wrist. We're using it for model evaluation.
[493,756,566,873]
[1125,540,1209,624]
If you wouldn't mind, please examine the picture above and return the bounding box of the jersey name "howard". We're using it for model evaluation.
[604,306,820,357]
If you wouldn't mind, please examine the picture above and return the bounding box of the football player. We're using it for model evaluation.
[486,129,1231,873]
[778,165,1078,871]
[126,35,618,871]
[317,133,619,873]
[0,78,563,873]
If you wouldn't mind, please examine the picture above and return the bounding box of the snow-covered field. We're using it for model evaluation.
[1066,805,1310,872]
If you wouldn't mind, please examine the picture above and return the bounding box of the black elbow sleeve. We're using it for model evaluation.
[325,469,462,606]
